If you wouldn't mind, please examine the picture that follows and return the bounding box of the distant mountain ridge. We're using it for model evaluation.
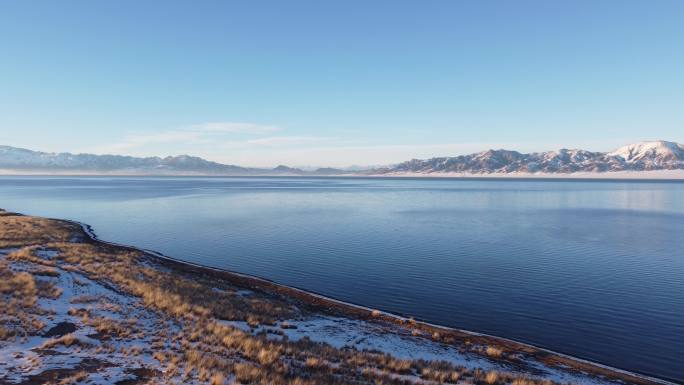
[370,140,684,175]
[0,145,318,175]
[0,140,683,176]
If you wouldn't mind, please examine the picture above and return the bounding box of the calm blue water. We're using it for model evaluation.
[1,176,683,381]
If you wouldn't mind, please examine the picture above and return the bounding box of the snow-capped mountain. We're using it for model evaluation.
[0,140,682,176]
[607,141,684,168]
[369,141,684,175]
[0,146,246,173]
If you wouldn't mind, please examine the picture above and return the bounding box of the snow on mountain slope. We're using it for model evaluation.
[608,140,684,167]
[1,141,683,175]
[372,140,684,175]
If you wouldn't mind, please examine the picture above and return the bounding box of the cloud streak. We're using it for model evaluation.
[89,122,281,155]
[189,122,280,134]
[246,136,335,147]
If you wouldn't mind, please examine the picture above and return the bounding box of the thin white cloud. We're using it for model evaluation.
[246,136,335,147]
[88,130,205,154]
[189,122,280,134]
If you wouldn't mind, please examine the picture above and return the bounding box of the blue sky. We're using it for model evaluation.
[1,0,682,167]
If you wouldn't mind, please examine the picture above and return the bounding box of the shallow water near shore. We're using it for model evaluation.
[1,176,683,382]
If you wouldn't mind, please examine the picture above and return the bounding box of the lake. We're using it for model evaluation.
[1,176,682,382]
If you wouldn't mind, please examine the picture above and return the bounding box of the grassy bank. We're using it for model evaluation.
[0,209,668,385]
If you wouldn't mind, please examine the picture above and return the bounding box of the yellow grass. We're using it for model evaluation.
[486,345,504,358]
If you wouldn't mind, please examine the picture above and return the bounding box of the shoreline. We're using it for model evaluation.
[1,169,684,180]
[69,218,675,385]
[362,169,684,180]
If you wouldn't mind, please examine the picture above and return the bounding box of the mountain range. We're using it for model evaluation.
[1,140,683,176]
[372,140,684,175]
[0,145,341,176]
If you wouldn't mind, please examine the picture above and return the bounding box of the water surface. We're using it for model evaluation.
[1,176,682,382]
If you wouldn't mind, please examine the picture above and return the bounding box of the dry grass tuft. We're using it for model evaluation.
[41,333,90,349]
[486,371,499,384]
[58,370,88,384]
[210,372,226,385]
[486,346,503,358]
[512,377,537,385]
[0,212,78,248]
[0,259,46,339]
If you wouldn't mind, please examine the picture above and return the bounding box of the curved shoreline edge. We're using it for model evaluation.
[63,217,675,385]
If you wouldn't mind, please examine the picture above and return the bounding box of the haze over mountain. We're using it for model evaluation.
[1,141,683,176]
